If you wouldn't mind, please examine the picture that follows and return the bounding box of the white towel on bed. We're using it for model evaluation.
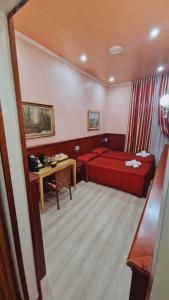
[136,150,150,158]
[125,160,141,168]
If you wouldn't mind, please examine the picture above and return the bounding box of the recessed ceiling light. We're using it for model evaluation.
[80,54,88,62]
[110,46,123,55]
[157,65,165,72]
[150,27,160,39]
[109,76,115,82]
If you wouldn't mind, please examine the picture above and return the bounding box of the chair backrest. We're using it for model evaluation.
[55,166,72,190]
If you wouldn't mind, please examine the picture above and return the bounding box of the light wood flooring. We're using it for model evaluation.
[41,181,145,300]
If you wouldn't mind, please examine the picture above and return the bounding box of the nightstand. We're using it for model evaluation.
[76,160,87,182]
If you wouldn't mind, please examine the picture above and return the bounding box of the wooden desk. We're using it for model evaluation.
[34,159,76,212]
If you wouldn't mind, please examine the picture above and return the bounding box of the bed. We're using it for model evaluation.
[87,156,152,197]
[92,148,155,179]
[77,147,154,197]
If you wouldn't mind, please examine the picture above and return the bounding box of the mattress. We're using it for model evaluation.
[101,150,155,178]
[88,157,151,197]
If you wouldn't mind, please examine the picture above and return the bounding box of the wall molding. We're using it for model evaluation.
[107,81,131,88]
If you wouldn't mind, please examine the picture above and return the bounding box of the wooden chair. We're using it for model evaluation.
[45,166,72,209]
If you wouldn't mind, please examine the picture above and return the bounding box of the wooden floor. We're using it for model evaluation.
[41,181,145,300]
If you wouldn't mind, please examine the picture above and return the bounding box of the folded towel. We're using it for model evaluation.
[136,150,150,157]
[125,161,132,167]
[132,161,140,168]
[125,160,141,168]
[131,160,141,166]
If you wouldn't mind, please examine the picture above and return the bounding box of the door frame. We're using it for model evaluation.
[6,1,43,299]
[0,104,29,299]
[0,185,18,300]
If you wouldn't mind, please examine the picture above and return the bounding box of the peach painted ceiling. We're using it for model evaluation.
[14,0,169,85]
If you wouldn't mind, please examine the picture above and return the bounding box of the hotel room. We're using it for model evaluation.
[0,1,169,300]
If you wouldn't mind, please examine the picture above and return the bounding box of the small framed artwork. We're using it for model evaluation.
[22,102,55,139]
[87,110,100,131]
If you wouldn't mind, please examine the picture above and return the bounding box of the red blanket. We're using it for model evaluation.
[101,151,155,178]
[88,157,151,197]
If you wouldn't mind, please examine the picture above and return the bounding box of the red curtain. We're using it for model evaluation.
[158,74,169,138]
[126,77,156,153]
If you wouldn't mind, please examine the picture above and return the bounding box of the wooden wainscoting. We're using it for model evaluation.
[27,133,126,158]
[107,133,126,151]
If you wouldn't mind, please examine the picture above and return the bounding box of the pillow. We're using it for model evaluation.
[77,153,99,162]
[92,147,109,154]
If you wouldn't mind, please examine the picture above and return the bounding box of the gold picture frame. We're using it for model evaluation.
[22,102,55,139]
[87,110,100,131]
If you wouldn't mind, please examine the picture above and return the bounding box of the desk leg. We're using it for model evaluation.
[39,177,45,213]
[73,163,76,190]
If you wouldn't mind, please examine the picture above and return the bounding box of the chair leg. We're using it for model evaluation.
[68,185,72,200]
[56,189,60,210]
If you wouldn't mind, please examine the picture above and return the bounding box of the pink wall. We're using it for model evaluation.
[16,34,131,147]
[105,83,131,134]
[16,35,107,147]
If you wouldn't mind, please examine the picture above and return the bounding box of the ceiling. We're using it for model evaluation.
[14,0,169,85]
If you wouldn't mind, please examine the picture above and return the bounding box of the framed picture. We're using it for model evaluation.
[22,102,55,139]
[87,110,100,131]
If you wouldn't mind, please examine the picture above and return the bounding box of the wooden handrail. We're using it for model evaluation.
[127,145,169,299]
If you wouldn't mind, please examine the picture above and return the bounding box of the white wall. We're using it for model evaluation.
[105,83,131,134]
[0,11,38,300]
[0,0,20,14]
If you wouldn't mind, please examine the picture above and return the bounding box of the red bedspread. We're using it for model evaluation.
[101,151,155,178]
[88,157,151,197]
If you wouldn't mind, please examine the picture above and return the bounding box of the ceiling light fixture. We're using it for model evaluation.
[150,27,160,39]
[110,45,123,55]
[157,65,165,73]
[109,76,115,83]
[80,54,88,62]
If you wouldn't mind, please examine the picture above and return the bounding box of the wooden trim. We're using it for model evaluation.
[28,133,106,150]
[106,133,126,151]
[127,145,169,274]
[8,0,28,18]
[27,133,125,151]
[128,270,150,300]
[0,196,18,300]
[127,145,169,299]
[26,133,126,157]
[8,17,42,299]
[0,105,29,300]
